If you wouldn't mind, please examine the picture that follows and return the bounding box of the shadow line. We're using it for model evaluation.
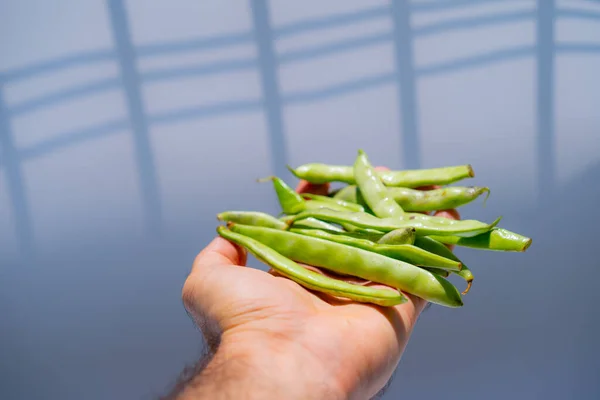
[107,0,163,236]
[273,6,390,38]
[416,45,535,76]
[251,0,288,179]
[20,119,128,160]
[283,73,395,104]
[413,10,535,37]
[537,0,555,202]
[278,32,392,64]
[0,87,35,257]
[140,58,257,82]
[411,0,506,13]
[148,99,262,125]
[136,31,253,57]
[555,43,600,54]
[8,78,121,116]
[556,9,600,21]
[0,50,115,83]
[391,0,420,169]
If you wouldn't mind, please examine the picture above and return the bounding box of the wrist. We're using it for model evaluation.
[180,332,347,400]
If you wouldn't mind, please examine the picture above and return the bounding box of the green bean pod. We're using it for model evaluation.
[217,211,287,230]
[279,215,345,232]
[303,200,356,212]
[325,229,390,242]
[301,193,365,212]
[376,228,416,245]
[289,163,474,187]
[429,228,532,252]
[353,149,404,217]
[287,209,501,237]
[339,222,385,236]
[403,212,463,225]
[414,236,473,294]
[217,226,406,306]
[423,267,451,278]
[334,185,490,212]
[290,228,461,270]
[229,224,464,308]
[261,176,355,214]
[259,176,305,214]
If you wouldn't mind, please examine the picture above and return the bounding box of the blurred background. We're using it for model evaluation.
[1,0,599,399]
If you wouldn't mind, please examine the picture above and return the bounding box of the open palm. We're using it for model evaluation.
[181,175,457,399]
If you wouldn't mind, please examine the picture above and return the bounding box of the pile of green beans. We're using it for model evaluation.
[216,149,532,308]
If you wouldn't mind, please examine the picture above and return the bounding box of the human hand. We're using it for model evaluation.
[174,169,460,400]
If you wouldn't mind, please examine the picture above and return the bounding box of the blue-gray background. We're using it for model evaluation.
[1,0,599,399]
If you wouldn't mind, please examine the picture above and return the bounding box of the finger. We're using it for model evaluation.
[434,209,460,220]
[295,180,330,195]
[414,185,441,191]
[397,292,428,324]
[191,236,247,275]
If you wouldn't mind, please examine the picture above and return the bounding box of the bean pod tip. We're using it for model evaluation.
[256,175,275,183]
[461,280,473,295]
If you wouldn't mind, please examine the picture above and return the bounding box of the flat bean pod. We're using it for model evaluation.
[290,228,461,270]
[429,228,532,252]
[423,267,451,278]
[262,176,356,214]
[334,185,490,212]
[301,193,365,212]
[217,211,287,230]
[376,228,416,245]
[260,176,305,214]
[279,215,345,232]
[287,209,501,237]
[403,212,463,225]
[229,223,464,307]
[325,229,390,242]
[217,226,406,306]
[289,163,473,187]
[414,236,474,294]
[339,222,385,236]
[353,149,404,217]
[303,200,355,213]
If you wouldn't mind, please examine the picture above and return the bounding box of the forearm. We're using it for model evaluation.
[173,335,346,400]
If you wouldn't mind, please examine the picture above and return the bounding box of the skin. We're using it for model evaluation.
[176,169,461,400]
[334,185,490,212]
